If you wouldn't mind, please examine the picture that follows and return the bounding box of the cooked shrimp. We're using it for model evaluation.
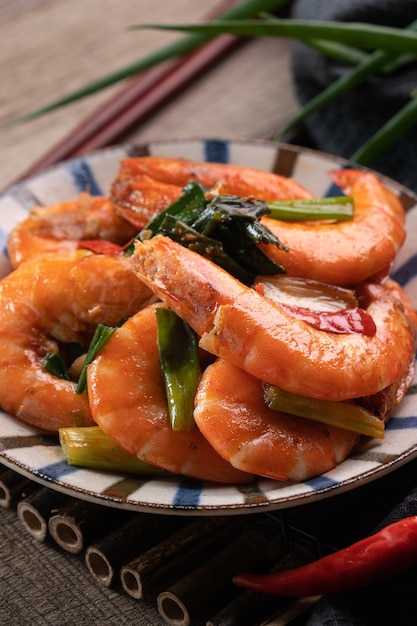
[112,158,405,286]
[0,251,153,431]
[87,304,252,484]
[193,278,417,482]
[110,173,183,229]
[7,193,138,268]
[194,359,359,482]
[130,235,416,402]
[112,156,313,202]
[261,169,406,285]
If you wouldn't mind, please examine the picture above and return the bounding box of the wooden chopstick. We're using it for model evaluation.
[70,34,243,156]
[14,0,245,183]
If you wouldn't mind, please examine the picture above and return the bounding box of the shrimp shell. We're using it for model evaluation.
[112,156,313,202]
[0,252,153,431]
[111,159,406,286]
[261,169,406,285]
[87,304,253,484]
[194,358,359,482]
[7,193,138,268]
[130,235,416,402]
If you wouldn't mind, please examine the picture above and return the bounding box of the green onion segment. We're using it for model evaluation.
[267,196,354,221]
[75,324,117,394]
[59,426,169,475]
[264,384,385,438]
[156,307,201,431]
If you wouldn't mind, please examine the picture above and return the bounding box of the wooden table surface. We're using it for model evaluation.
[0,0,298,190]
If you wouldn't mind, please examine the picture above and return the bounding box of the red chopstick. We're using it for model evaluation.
[15,0,245,182]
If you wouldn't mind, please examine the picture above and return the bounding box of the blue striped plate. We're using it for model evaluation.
[0,139,416,515]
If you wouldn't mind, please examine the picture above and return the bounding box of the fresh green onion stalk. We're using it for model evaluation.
[267,196,354,221]
[264,384,385,439]
[156,307,201,431]
[60,426,169,475]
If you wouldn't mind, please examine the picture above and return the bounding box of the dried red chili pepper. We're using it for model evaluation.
[233,516,417,597]
[280,303,377,336]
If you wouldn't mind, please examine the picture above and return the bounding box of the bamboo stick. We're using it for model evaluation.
[206,545,319,626]
[0,467,36,508]
[17,487,70,543]
[85,513,190,587]
[48,498,133,554]
[157,521,283,626]
[120,516,243,600]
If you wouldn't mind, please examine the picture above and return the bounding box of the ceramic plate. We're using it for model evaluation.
[1,138,417,515]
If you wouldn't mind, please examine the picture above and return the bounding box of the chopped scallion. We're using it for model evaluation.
[264,384,385,438]
[156,307,201,431]
[137,181,287,284]
[75,324,117,394]
[59,426,169,475]
[267,196,354,221]
[43,352,71,381]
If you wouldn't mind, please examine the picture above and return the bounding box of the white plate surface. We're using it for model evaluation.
[1,138,417,515]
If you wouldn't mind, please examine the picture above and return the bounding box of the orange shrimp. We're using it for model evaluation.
[110,173,183,229]
[0,251,153,431]
[87,304,252,484]
[130,235,416,402]
[193,277,417,482]
[113,156,313,202]
[111,159,405,286]
[7,193,138,268]
[261,169,406,285]
[194,358,360,482]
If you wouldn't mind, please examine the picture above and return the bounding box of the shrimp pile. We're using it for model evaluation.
[1,155,416,483]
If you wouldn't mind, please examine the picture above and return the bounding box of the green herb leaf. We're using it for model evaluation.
[140,181,208,239]
[43,352,72,381]
[139,182,287,284]
[75,324,117,394]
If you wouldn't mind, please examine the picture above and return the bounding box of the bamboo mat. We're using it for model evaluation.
[0,462,322,626]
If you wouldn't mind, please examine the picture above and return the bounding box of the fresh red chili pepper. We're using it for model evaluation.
[77,240,125,255]
[233,516,417,597]
[280,303,377,336]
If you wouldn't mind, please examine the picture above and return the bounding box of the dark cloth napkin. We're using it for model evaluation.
[290,0,417,193]
[289,2,417,623]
